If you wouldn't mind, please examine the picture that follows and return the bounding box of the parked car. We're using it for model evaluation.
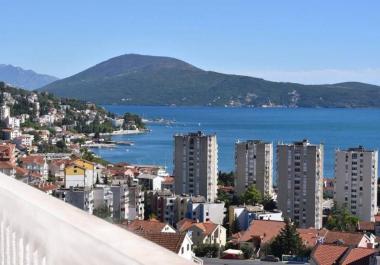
[260,255,280,262]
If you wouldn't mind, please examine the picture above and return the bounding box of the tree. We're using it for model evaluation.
[218,171,234,186]
[241,185,262,205]
[262,195,276,211]
[193,244,220,258]
[269,218,306,258]
[326,203,359,232]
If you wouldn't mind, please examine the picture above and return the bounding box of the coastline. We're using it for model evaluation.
[88,128,149,137]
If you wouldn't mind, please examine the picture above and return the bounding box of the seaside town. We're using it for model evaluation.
[0,82,379,264]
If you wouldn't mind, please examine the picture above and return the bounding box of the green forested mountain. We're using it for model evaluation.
[39,54,380,107]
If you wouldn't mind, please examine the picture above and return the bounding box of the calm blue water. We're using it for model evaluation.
[93,106,380,178]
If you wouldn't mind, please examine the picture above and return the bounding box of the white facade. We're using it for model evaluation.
[235,140,273,197]
[0,105,10,120]
[174,131,218,202]
[334,147,378,221]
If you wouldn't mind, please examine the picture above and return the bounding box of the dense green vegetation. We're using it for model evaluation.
[39,54,380,107]
[326,203,359,232]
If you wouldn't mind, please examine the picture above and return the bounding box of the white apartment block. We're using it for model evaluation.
[174,131,218,202]
[235,140,273,197]
[0,104,10,120]
[277,139,323,229]
[334,146,378,222]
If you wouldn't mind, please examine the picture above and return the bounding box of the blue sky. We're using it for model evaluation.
[1,0,379,84]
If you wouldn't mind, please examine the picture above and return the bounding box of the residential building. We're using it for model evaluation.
[185,197,225,225]
[13,134,34,147]
[310,244,377,265]
[110,184,129,220]
[53,187,94,214]
[0,161,16,177]
[277,139,324,229]
[137,173,163,190]
[177,219,226,247]
[124,219,176,234]
[125,185,145,220]
[93,185,114,218]
[229,205,283,231]
[235,140,273,197]
[20,155,49,180]
[0,104,10,120]
[174,131,218,202]
[334,146,378,222]
[64,159,95,188]
[0,143,16,164]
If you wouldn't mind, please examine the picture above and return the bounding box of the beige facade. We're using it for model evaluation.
[334,146,378,222]
[235,140,273,197]
[277,139,323,229]
[174,131,218,202]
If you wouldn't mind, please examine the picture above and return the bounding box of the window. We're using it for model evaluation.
[187,244,189,251]
[181,247,184,254]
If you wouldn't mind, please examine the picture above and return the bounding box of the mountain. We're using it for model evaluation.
[0,64,58,90]
[39,54,380,107]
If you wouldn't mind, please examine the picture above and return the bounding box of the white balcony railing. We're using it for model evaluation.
[0,173,193,265]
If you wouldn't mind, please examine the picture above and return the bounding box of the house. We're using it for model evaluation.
[161,176,174,191]
[177,219,227,247]
[137,173,163,190]
[0,161,16,177]
[49,159,71,183]
[324,231,377,248]
[123,219,176,234]
[186,197,225,225]
[310,244,377,265]
[297,228,329,248]
[357,221,375,234]
[136,232,196,263]
[33,182,59,195]
[13,134,34,148]
[20,155,48,180]
[0,143,16,164]
[229,205,283,231]
[64,159,95,188]
[53,187,94,214]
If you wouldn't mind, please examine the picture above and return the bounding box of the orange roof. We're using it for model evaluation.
[341,248,376,265]
[0,161,15,169]
[324,231,365,246]
[193,222,219,236]
[20,155,45,165]
[374,215,380,222]
[124,219,171,234]
[136,232,186,254]
[235,220,285,244]
[357,221,375,231]
[177,218,194,232]
[297,228,329,248]
[312,244,348,265]
[34,182,59,192]
[15,166,28,176]
[162,176,174,185]
[51,159,71,167]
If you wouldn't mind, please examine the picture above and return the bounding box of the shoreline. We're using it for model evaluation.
[88,128,149,137]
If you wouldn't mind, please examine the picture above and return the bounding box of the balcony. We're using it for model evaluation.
[0,173,193,265]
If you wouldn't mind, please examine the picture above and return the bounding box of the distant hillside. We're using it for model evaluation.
[0,64,58,90]
[39,54,380,107]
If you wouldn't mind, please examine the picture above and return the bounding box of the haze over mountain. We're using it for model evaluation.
[0,64,58,90]
[39,54,380,108]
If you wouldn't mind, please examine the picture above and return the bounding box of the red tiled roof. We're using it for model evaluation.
[124,219,171,234]
[234,220,285,244]
[162,176,174,185]
[137,232,186,254]
[177,218,194,232]
[374,215,380,222]
[34,182,59,192]
[311,244,348,265]
[324,231,365,246]
[297,228,329,248]
[341,248,376,265]
[357,221,375,231]
[15,166,28,176]
[0,161,15,169]
[20,155,45,165]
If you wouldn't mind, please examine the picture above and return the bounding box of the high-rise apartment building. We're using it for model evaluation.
[235,140,273,197]
[174,131,218,202]
[277,139,323,229]
[334,146,378,221]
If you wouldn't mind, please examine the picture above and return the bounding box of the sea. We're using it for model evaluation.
[92,106,380,178]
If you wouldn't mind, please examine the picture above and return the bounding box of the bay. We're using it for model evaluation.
[92,106,380,178]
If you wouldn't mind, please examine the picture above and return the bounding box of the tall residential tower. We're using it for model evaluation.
[173,131,218,202]
[277,139,323,229]
[235,140,273,197]
[334,146,378,221]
